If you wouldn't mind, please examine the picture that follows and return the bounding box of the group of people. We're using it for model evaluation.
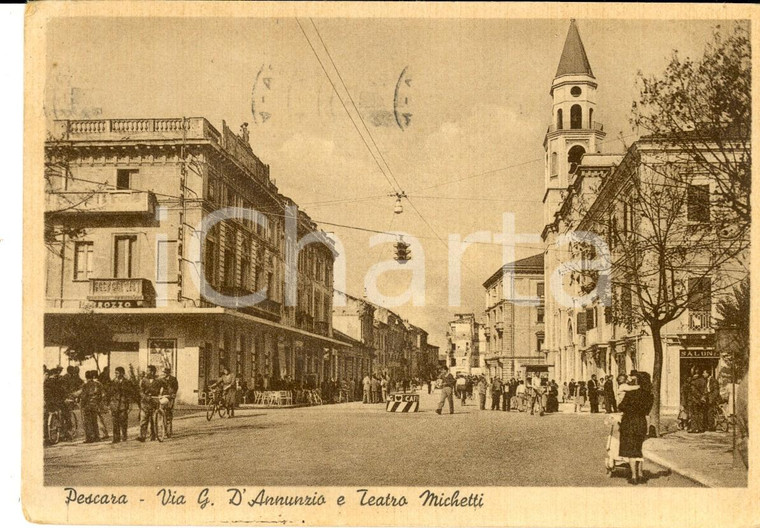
[361,374,415,404]
[564,374,622,413]
[43,363,179,445]
[680,368,721,433]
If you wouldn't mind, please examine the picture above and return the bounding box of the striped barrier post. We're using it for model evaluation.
[385,392,419,413]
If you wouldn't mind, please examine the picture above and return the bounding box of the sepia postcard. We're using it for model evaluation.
[22,2,760,526]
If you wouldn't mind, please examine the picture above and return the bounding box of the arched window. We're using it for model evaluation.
[570,104,583,129]
[589,108,594,128]
[557,109,563,130]
[551,152,558,177]
[568,145,586,174]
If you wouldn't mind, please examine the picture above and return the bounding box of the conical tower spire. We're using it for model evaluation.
[555,19,594,79]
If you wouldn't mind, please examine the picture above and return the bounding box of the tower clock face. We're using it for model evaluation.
[570,86,582,97]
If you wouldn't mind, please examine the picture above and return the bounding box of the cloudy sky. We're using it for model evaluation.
[46,17,724,348]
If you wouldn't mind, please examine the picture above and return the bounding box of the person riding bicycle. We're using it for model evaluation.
[209,365,236,418]
[137,365,165,442]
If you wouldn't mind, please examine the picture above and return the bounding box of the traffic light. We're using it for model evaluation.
[395,240,411,263]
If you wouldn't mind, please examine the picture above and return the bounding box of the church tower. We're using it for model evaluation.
[543,20,605,224]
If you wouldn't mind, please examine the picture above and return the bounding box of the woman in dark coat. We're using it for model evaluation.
[618,371,654,484]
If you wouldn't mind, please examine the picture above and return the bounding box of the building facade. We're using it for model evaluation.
[446,313,482,375]
[331,292,375,382]
[44,117,348,403]
[541,22,748,413]
[482,254,547,381]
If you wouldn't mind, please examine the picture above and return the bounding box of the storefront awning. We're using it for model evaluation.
[45,307,351,348]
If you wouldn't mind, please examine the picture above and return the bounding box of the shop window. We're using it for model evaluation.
[687,184,710,223]
[74,241,93,281]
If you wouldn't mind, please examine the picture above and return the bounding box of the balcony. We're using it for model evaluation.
[685,310,712,332]
[88,278,156,308]
[51,117,222,144]
[546,121,605,134]
[46,190,157,216]
[216,286,282,320]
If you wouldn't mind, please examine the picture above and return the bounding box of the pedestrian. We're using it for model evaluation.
[436,368,456,415]
[465,376,474,402]
[574,380,587,412]
[381,376,388,402]
[618,371,654,484]
[689,372,706,433]
[456,375,467,406]
[604,375,615,413]
[546,380,559,413]
[562,382,569,403]
[705,370,720,431]
[530,375,544,416]
[588,374,599,413]
[109,366,131,443]
[477,376,487,410]
[160,367,179,424]
[371,375,381,404]
[490,377,503,410]
[427,379,432,394]
[362,374,371,404]
[137,365,163,442]
[80,370,104,443]
[568,379,576,403]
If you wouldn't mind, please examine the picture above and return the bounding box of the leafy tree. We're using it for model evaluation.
[715,278,749,382]
[58,311,114,371]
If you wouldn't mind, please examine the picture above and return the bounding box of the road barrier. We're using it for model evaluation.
[386,392,419,413]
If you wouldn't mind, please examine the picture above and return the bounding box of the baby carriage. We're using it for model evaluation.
[604,414,629,476]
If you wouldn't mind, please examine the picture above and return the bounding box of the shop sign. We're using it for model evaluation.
[94,300,142,308]
[680,349,719,358]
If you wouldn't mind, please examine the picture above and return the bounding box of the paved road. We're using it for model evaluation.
[44,390,699,487]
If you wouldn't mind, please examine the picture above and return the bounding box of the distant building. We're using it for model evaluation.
[446,313,482,375]
[482,254,546,381]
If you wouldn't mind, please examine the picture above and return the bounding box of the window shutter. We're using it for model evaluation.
[576,311,587,335]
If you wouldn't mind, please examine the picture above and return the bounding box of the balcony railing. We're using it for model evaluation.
[51,117,222,144]
[546,121,605,134]
[88,278,156,308]
[216,286,282,319]
[46,190,157,216]
[687,310,712,332]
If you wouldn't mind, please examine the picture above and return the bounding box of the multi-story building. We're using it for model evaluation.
[331,292,375,382]
[482,254,547,381]
[44,117,348,403]
[446,313,482,375]
[541,22,748,412]
[405,323,428,379]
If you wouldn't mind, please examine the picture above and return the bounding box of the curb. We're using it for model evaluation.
[641,446,718,488]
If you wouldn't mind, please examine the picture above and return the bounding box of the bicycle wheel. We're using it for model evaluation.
[218,404,227,418]
[47,413,61,445]
[154,411,166,442]
[67,410,79,440]
[166,414,173,438]
[716,412,730,433]
[206,402,215,421]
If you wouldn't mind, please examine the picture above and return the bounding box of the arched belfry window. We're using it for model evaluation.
[570,105,583,129]
[551,152,558,177]
[568,145,586,174]
[557,109,563,130]
[589,108,594,128]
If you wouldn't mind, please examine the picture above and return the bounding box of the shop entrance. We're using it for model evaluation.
[679,349,719,393]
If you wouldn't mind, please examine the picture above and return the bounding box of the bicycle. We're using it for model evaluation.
[712,404,735,433]
[46,400,79,445]
[149,396,172,442]
[206,389,227,421]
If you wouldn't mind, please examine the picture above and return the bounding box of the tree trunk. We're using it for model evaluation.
[650,323,663,436]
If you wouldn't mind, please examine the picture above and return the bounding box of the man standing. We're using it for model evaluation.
[80,370,104,443]
[436,368,456,415]
[381,377,388,402]
[161,367,179,429]
[109,367,131,443]
[362,374,371,404]
[371,375,381,404]
[689,373,707,433]
[603,375,615,413]
[490,377,503,411]
[588,374,599,413]
[456,375,467,406]
[477,376,487,410]
[705,370,719,431]
[137,365,163,442]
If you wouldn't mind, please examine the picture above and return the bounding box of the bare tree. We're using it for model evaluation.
[574,156,748,434]
[632,22,751,236]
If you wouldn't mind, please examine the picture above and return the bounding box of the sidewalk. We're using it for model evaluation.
[643,429,748,487]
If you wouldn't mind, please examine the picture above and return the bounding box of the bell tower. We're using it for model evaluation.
[543,20,605,224]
